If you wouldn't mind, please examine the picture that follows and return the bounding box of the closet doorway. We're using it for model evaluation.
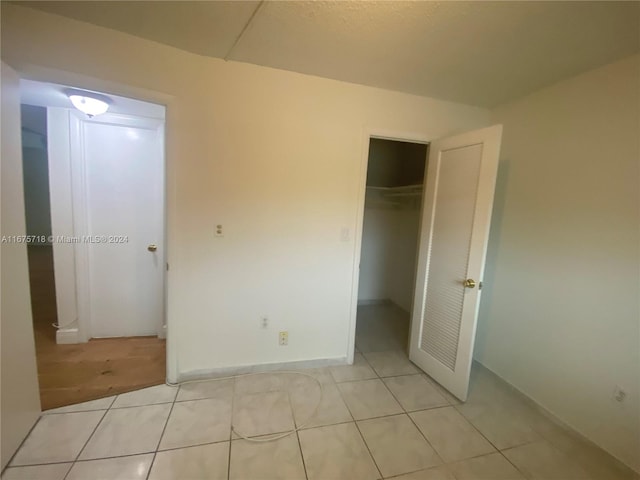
[353,126,502,401]
[355,138,428,354]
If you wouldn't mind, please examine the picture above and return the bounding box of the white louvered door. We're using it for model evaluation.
[409,125,502,401]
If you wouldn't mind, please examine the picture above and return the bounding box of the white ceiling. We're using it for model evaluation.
[19,1,640,107]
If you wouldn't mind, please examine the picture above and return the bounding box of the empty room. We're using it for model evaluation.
[1,2,638,480]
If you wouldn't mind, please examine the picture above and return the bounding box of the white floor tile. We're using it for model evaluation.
[391,465,457,480]
[1,463,71,480]
[290,383,352,429]
[329,353,377,383]
[286,368,335,389]
[229,435,306,480]
[111,384,177,408]
[159,397,232,450]
[456,399,541,450]
[43,396,115,414]
[79,404,171,460]
[383,374,449,411]
[10,411,104,465]
[424,375,462,405]
[232,391,295,437]
[176,378,234,402]
[410,407,495,463]
[358,414,441,477]
[298,423,379,480]
[363,350,419,377]
[66,454,153,480]
[235,373,288,395]
[337,378,403,420]
[148,442,229,480]
[449,452,525,479]
[503,440,594,479]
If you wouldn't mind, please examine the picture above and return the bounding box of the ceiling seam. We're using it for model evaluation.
[224,0,266,61]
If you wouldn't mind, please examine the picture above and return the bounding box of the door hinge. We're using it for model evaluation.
[479,281,483,290]
[166,263,169,271]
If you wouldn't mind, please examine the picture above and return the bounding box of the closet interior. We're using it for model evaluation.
[355,138,428,353]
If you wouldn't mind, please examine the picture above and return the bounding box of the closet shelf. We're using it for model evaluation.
[366,184,423,198]
[365,184,423,210]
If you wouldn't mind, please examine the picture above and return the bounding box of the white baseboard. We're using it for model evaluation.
[56,327,80,344]
[174,356,348,385]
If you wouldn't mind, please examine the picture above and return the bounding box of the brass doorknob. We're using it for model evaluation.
[147,244,157,252]
[464,278,476,288]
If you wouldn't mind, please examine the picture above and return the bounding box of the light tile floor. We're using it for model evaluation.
[2,305,637,480]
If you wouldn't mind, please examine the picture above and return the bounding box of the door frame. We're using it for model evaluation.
[15,65,178,383]
[347,128,431,364]
[69,110,166,341]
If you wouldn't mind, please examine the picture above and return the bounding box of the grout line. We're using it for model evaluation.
[297,419,354,432]
[497,449,530,479]
[353,420,384,479]
[64,451,157,464]
[4,415,44,470]
[156,438,231,454]
[108,401,175,411]
[383,465,452,479]
[145,388,179,480]
[62,408,110,480]
[7,460,74,468]
[43,395,117,416]
[227,377,236,480]
[380,375,448,469]
[295,430,309,480]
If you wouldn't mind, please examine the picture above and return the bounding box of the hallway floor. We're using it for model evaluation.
[27,246,166,410]
[3,304,635,479]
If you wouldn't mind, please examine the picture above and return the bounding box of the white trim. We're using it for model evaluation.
[348,128,431,365]
[55,325,80,344]
[69,111,91,343]
[175,356,348,384]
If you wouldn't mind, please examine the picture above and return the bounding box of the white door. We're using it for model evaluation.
[409,125,502,401]
[1,62,42,467]
[71,112,164,338]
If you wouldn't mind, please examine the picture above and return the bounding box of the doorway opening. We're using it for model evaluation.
[355,138,428,356]
[20,80,167,410]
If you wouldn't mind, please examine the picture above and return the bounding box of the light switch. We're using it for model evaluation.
[340,227,350,242]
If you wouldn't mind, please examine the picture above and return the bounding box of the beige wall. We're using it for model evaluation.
[0,5,490,380]
[1,62,42,468]
[476,55,640,471]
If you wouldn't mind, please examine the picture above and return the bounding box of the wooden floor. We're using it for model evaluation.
[27,246,166,410]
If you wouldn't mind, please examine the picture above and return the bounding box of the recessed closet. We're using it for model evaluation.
[355,138,428,352]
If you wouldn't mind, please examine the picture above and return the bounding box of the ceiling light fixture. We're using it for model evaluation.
[65,88,111,117]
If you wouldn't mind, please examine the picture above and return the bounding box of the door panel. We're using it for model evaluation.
[1,62,41,467]
[77,114,164,338]
[410,125,502,401]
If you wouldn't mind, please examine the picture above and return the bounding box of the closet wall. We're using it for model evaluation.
[21,105,51,245]
[358,139,427,312]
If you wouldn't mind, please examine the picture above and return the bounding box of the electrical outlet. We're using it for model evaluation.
[279,331,288,346]
[613,385,627,403]
[215,224,224,237]
[261,316,268,329]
